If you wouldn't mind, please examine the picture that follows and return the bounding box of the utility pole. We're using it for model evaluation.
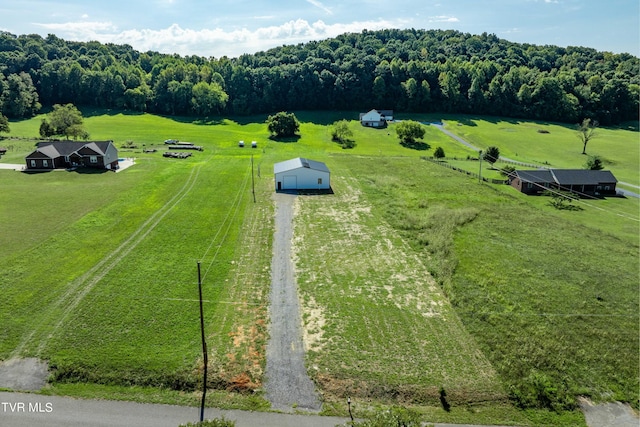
[197,262,207,422]
[251,155,256,203]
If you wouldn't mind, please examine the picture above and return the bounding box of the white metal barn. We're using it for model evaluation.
[273,157,330,191]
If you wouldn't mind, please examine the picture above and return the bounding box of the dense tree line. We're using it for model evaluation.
[0,29,638,124]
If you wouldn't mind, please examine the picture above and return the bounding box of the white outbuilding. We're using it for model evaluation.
[273,157,330,191]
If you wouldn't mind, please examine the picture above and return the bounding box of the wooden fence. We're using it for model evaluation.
[421,157,509,184]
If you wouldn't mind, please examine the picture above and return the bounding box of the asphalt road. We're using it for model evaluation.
[0,392,346,427]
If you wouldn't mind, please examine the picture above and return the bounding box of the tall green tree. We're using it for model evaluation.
[372,75,387,106]
[2,72,41,118]
[438,70,461,112]
[191,81,228,116]
[0,113,9,134]
[45,103,86,140]
[266,111,300,138]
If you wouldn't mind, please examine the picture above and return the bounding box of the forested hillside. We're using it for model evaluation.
[0,29,638,124]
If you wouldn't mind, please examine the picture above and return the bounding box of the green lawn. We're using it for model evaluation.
[0,111,637,425]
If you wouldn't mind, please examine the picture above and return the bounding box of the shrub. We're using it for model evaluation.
[500,165,516,177]
[509,371,576,412]
[330,120,355,149]
[179,416,236,427]
[433,146,445,158]
[584,155,604,170]
[339,406,422,427]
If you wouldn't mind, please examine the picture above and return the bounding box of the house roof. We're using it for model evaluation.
[515,168,618,185]
[550,169,618,185]
[274,157,330,174]
[360,109,393,120]
[26,141,114,160]
[514,169,554,183]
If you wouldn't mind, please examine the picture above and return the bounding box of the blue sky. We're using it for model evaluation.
[1,0,638,58]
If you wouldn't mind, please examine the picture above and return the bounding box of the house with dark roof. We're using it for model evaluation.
[273,157,330,191]
[510,169,618,196]
[25,141,119,171]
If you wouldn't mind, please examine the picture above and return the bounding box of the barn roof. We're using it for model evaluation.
[514,169,618,185]
[274,157,329,174]
[513,169,554,183]
[550,169,618,185]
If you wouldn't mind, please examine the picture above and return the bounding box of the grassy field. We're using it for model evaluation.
[341,156,638,407]
[0,111,638,426]
[434,115,640,189]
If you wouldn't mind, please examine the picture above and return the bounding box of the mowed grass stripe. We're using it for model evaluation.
[39,156,268,388]
[0,159,202,358]
[28,162,206,356]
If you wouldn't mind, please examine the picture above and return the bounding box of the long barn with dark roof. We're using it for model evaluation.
[510,169,618,196]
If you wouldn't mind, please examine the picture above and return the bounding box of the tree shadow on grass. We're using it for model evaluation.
[268,134,301,143]
[70,167,110,174]
[400,140,431,151]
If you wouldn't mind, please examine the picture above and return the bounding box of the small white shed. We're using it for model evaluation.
[274,157,330,191]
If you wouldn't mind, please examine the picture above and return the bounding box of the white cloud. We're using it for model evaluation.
[34,21,118,38]
[428,15,459,23]
[30,18,409,57]
[306,0,333,15]
[502,28,521,34]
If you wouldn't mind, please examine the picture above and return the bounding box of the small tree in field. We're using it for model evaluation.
[330,119,355,148]
[395,120,425,144]
[266,111,300,138]
[433,146,445,158]
[483,146,500,166]
[577,118,598,154]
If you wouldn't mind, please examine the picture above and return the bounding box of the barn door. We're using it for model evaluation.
[283,175,297,189]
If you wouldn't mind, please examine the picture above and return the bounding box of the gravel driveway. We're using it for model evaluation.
[264,192,321,412]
